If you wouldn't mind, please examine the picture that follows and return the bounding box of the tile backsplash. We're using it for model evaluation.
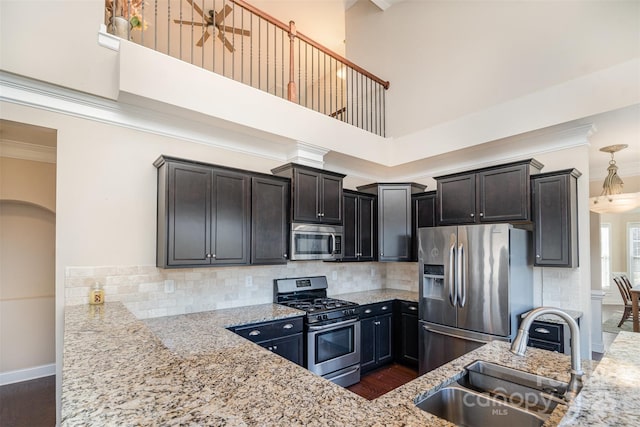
[65,262,419,319]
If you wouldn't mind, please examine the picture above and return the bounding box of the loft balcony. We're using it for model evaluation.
[104,0,389,137]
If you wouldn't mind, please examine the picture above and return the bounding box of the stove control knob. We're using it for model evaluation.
[316,315,323,322]
[323,314,329,320]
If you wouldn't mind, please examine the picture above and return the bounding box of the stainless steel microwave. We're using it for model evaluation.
[290,223,343,261]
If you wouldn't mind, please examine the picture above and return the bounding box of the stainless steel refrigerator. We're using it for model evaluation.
[418,223,532,374]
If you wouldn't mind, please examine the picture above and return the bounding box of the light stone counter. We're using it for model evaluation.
[333,288,418,305]
[63,300,639,426]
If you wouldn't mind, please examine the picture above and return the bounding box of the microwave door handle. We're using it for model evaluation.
[448,242,457,307]
[330,233,336,254]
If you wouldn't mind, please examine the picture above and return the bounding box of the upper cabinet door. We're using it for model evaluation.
[293,168,321,223]
[477,164,530,223]
[321,174,343,224]
[531,169,581,267]
[437,174,476,225]
[272,164,345,225]
[342,192,359,261]
[437,159,543,226]
[379,185,412,262]
[358,194,376,261]
[165,162,212,266]
[211,170,250,265]
[251,176,289,265]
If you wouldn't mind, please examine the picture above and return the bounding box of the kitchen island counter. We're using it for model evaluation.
[63,301,638,426]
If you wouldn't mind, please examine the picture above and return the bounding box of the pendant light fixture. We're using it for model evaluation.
[589,144,640,214]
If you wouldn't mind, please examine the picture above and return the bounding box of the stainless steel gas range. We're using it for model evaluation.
[274,276,361,387]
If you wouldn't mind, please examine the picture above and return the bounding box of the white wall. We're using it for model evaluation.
[346,0,640,138]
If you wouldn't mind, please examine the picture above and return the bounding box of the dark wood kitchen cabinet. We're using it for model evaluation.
[360,302,394,373]
[394,300,419,368]
[271,163,345,225]
[155,157,250,268]
[230,317,304,366]
[436,159,543,225]
[531,169,581,267]
[411,191,436,260]
[342,190,376,262]
[251,176,290,264]
[357,183,426,262]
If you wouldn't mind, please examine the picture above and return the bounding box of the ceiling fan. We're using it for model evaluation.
[173,0,251,52]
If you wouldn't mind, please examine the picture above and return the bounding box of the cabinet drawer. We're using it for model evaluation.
[398,300,418,315]
[528,321,562,343]
[360,301,393,318]
[528,338,562,353]
[233,317,303,343]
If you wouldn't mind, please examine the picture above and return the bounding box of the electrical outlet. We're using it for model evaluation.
[332,271,338,280]
[245,275,253,286]
[164,279,175,293]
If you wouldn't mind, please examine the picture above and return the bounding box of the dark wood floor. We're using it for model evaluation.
[347,363,419,400]
[0,376,55,427]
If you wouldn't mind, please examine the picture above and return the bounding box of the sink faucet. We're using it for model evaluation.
[511,307,584,400]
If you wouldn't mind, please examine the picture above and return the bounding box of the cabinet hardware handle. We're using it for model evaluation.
[283,323,294,329]
[206,253,212,258]
[479,212,484,217]
[536,254,541,258]
[381,306,388,310]
[273,345,278,350]
[364,309,372,314]
[374,321,381,325]
[249,330,261,336]
[408,306,417,311]
[268,346,273,351]
[534,327,551,334]
[283,253,288,259]
[470,213,475,218]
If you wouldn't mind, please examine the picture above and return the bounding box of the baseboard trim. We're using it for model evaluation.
[0,364,55,386]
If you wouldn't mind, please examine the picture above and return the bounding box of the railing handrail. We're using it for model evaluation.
[230,0,390,90]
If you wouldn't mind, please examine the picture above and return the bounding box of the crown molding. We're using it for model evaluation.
[0,139,56,163]
[0,71,291,164]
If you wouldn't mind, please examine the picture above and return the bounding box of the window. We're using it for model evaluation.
[601,223,611,289]
[629,222,640,286]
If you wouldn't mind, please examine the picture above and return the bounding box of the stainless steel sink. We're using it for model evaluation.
[415,360,571,427]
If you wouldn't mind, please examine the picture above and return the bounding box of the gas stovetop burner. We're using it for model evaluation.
[274,276,360,324]
[283,297,357,313]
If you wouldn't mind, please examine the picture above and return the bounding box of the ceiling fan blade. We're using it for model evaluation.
[173,19,207,27]
[219,26,251,37]
[195,30,211,47]
[215,4,233,25]
[218,31,235,52]
[185,0,205,18]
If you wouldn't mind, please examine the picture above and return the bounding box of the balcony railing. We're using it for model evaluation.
[105,0,389,136]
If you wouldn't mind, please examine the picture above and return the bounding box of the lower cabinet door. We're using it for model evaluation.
[399,312,419,368]
[360,317,377,373]
[269,334,303,366]
[376,313,394,366]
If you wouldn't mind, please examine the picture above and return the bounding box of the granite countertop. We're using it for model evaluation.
[333,288,418,305]
[520,308,583,324]
[63,296,638,426]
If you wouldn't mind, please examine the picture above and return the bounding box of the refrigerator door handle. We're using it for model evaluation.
[421,324,489,345]
[448,242,457,306]
[457,243,466,308]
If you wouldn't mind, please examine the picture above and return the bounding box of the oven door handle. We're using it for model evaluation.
[324,365,360,382]
[307,318,359,331]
